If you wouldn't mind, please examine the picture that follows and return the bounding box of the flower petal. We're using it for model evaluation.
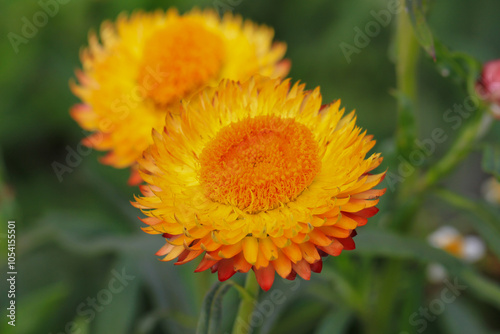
[254,265,275,291]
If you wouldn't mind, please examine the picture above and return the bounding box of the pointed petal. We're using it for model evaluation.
[308,228,332,246]
[176,249,190,263]
[286,270,297,281]
[161,245,185,261]
[218,259,237,281]
[271,236,290,248]
[254,265,275,291]
[342,212,368,226]
[310,260,323,273]
[281,242,302,263]
[355,207,380,218]
[341,198,379,212]
[292,259,311,280]
[320,226,351,238]
[194,256,217,272]
[319,239,344,256]
[260,238,278,261]
[338,237,356,250]
[128,166,143,186]
[335,214,358,229]
[218,241,243,259]
[175,249,203,265]
[156,242,174,256]
[352,188,387,200]
[272,250,292,279]
[254,247,270,269]
[139,216,163,226]
[242,237,259,265]
[298,242,320,263]
[233,253,252,273]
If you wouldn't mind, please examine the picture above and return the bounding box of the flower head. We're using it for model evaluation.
[133,77,385,290]
[70,8,290,184]
[476,59,500,119]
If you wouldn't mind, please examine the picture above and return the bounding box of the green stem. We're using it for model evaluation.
[396,13,419,99]
[395,6,420,159]
[420,111,488,191]
[361,260,405,334]
[363,10,421,334]
[231,273,260,334]
[389,5,421,230]
[434,188,477,211]
[196,270,213,308]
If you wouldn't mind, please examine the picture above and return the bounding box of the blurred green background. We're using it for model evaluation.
[1,0,500,333]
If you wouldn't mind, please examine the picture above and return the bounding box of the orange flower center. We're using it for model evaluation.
[199,116,321,213]
[443,237,464,257]
[138,18,225,106]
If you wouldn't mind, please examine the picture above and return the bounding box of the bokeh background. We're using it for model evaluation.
[1,0,500,333]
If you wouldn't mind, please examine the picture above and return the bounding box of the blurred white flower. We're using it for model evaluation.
[426,226,486,283]
[427,263,448,283]
[481,177,500,205]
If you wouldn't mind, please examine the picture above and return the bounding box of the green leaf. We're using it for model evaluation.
[433,41,483,97]
[319,266,360,310]
[134,309,198,334]
[398,268,426,334]
[392,90,418,159]
[196,281,233,334]
[72,316,91,334]
[93,258,141,334]
[314,308,353,334]
[482,144,500,181]
[269,299,327,334]
[405,0,435,60]
[354,229,500,309]
[441,300,489,334]
[20,211,160,257]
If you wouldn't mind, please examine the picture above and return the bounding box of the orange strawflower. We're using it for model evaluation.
[70,8,289,184]
[133,77,385,290]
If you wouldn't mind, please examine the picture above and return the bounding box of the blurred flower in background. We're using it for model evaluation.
[133,77,385,291]
[481,176,500,205]
[427,226,486,282]
[476,59,500,119]
[70,8,289,184]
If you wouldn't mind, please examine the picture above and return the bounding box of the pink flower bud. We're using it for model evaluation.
[477,60,500,118]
